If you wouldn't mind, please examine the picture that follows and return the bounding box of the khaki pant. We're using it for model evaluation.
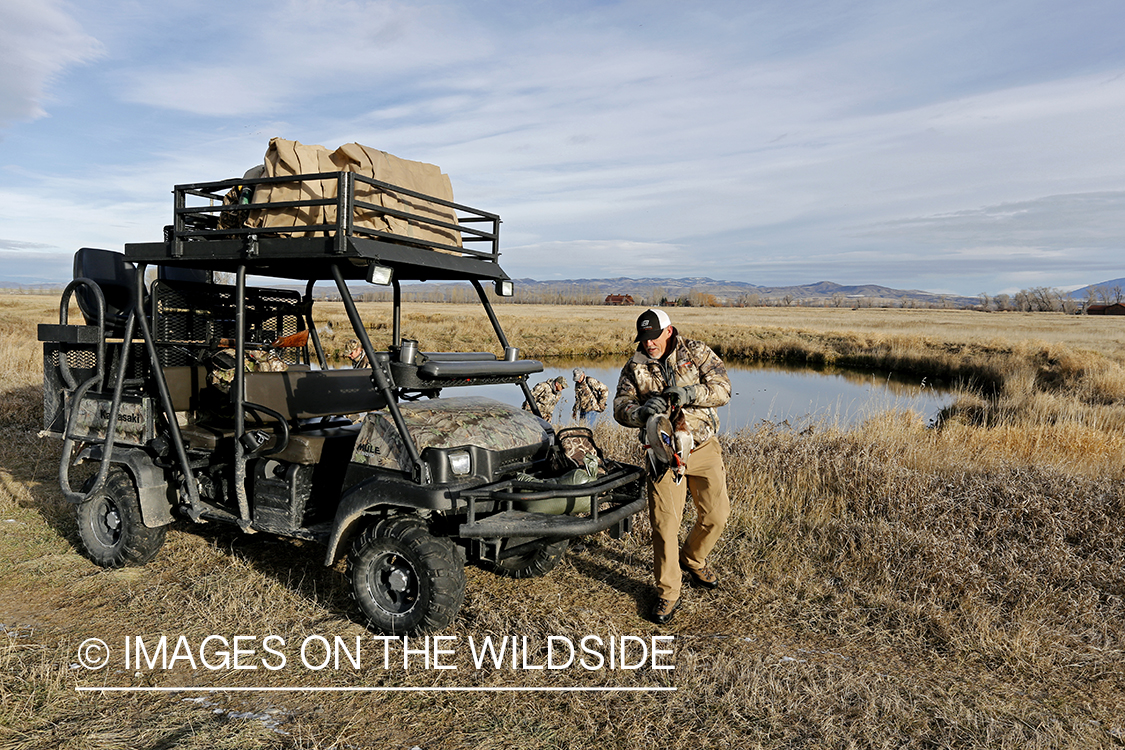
[648,436,730,602]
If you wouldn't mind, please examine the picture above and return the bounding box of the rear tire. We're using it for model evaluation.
[347,516,466,635]
[484,537,569,579]
[77,467,167,568]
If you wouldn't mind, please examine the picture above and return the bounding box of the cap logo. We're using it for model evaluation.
[634,308,671,342]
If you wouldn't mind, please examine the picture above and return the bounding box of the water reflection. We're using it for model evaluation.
[454,358,954,431]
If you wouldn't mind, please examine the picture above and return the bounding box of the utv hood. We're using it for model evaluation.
[350,396,551,473]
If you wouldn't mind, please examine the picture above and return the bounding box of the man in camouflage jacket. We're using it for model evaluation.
[571,368,608,426]
[345,338,369,368]
[614,308,732,624]
[523,375,568,421]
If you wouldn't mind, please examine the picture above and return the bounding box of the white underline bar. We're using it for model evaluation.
[77,686,676,693]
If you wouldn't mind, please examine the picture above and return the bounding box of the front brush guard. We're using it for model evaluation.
[457,463,645,539]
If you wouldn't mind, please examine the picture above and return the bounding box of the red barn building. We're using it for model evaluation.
[1086,303,1125,315]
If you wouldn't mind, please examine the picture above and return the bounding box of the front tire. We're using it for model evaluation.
[77,467,167,568]
[484,537,569,579]
[347,516,466,635]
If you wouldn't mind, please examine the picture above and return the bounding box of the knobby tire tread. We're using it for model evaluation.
[77,467,167,568]
[347,515,466,635]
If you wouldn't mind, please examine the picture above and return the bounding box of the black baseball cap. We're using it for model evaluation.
[634,308,671,342]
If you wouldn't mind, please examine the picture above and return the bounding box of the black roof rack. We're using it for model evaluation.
[125,171,507,283]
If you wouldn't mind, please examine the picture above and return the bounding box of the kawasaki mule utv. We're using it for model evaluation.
[39,167,645,634]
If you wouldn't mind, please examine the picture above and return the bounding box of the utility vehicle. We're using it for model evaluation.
[39,169,645,633]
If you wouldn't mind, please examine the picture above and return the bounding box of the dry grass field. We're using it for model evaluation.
[1,292,1123,748]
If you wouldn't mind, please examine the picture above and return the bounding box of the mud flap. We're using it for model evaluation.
[76,445,174,527]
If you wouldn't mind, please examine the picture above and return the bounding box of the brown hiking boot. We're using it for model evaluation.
[683,565,719,589]
[651,597,681,625]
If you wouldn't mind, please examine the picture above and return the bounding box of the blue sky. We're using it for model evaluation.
[1,0,1123,296]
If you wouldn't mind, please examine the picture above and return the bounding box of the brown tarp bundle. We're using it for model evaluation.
[244,138,461,250]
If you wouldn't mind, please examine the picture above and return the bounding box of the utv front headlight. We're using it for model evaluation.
[448,450,472,476]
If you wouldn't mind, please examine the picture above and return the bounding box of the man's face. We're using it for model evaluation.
[642,325,673,358]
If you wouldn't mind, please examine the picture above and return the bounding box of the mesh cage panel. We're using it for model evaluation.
[48,349,98,369]
[42,342,147,432]
[104,342,149,380]
[152,280,305,366]
[43,342,96,432]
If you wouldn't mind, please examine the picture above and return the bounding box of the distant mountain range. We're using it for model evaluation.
[507,277,980,307]
[0,274,978,306]
[12,273,1125,308]
[1067,277,1125,301]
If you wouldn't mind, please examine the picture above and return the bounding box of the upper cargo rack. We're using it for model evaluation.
[125,171,505,283]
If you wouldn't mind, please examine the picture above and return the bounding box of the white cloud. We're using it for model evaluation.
[857,192,1125,246]
[0,0,101,127]
[4,0,1125,297]
[116,1,486,117]
[504,240,686,279]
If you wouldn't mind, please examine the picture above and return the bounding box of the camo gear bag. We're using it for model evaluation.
[552,426,605,477]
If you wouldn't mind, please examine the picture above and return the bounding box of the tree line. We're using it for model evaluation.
[312,282,1116,313]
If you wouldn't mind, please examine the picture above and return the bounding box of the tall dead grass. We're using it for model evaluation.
[2,293,1124,747]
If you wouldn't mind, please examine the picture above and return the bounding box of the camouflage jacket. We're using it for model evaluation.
[613,333,731,444]
[573,376,608,417]
[523,380,563,420]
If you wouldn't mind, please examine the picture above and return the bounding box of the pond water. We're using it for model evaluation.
[455,359,956,432]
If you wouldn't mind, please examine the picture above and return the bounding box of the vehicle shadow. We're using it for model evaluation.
[188,522,356,617]
[566,537,652,618]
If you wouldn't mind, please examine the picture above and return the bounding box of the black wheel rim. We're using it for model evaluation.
[90,496,123,549]
[366,551,419,615]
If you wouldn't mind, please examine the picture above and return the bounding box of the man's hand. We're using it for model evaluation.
[636,396,670,422]
[663,385,697,407]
